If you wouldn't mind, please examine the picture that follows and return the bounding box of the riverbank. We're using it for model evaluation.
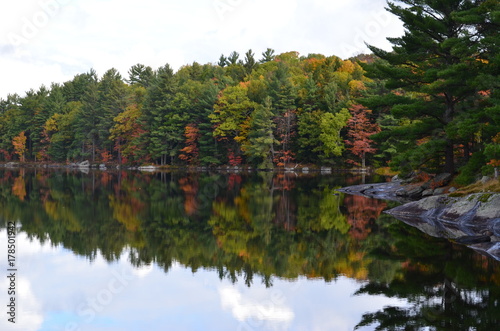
[338,177,500,261]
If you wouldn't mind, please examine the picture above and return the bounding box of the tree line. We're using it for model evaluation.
[1,0,498,183]
[0,50,376,168]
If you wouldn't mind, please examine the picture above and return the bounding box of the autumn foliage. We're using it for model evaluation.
[179,124,200,165]
[345,105,380,168]
[12,131,27,162]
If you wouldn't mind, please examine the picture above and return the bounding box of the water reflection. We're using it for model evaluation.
[0,169,498,330]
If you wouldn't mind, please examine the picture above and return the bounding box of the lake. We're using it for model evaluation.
[0,168,498,331]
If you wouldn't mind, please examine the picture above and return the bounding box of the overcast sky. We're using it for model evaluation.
[0,0,404,99]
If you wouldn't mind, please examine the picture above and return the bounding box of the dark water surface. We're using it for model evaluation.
[0,169,498,331]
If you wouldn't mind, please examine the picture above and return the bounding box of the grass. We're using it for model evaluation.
[374,167,399,176]
[449,177,500,197]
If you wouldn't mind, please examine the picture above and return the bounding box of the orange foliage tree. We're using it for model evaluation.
[179,124,200,165]
[12,131,27,162]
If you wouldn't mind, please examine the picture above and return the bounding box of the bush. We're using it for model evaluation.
[454,151,486,186]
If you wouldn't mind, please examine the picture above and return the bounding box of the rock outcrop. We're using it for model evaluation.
[386,193,500,261]
[338,177,500,261]
[337,181,410,202]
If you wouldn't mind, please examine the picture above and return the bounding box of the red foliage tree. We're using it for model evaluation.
[274,109,297,167]
[344,194,387,240]
[345,104,380,168]
[179,124,200,165]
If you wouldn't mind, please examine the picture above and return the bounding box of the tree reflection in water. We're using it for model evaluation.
[0,169,498,329]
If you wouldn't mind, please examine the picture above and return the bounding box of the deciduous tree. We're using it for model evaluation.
[345,104,380,168]
[12,131,27,162]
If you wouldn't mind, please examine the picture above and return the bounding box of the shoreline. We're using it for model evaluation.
[0,161,378,174]
[337,180,500,261]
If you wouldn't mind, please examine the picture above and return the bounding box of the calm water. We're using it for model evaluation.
[0,169,498,331]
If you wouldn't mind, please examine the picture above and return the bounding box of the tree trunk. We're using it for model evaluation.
[92,138,95,163]
[444,139,455,174]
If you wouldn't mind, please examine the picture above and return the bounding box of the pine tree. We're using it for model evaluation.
[363,0,492,174]
[243,97,278,168]
[142,64,185,165]
[96,68,128,159]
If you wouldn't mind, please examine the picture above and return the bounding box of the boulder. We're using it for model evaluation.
[396,188,408,197]
[79,160,90,168]
[422,173,453,189]
[481,176,491,184]
[422,189,434,197]
[406,186,424,199]
[4,162,19,168]
[433,188,446,195]
[433,173,453,186]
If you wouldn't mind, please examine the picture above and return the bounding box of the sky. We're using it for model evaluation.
[0,0,404,100]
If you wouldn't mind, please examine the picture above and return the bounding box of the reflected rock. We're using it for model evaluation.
[386,193,500,260]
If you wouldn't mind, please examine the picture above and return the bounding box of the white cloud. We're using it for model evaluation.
[0,0,404,99]
[131,263,154,278]
[219,286,294,328]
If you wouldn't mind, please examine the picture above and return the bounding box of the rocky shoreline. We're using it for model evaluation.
[338,180,500,261]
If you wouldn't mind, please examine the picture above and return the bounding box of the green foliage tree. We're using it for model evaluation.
[210,84,258,163]
[319,108,351,160]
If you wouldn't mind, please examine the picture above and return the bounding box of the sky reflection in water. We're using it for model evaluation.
[0,232,408,331]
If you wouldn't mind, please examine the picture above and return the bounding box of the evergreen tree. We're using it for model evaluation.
[218,54,228,67]
[243,49,257,74]
[96,68,128,159]
[127,64,154,88]
[260,48,276,63]
[243,97,278,168]
[21,86,49,160]
[363,0,494,174]
[142,64,185,165]
[75,81,99,161]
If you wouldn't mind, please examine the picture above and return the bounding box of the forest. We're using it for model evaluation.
[0,0,498,184]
